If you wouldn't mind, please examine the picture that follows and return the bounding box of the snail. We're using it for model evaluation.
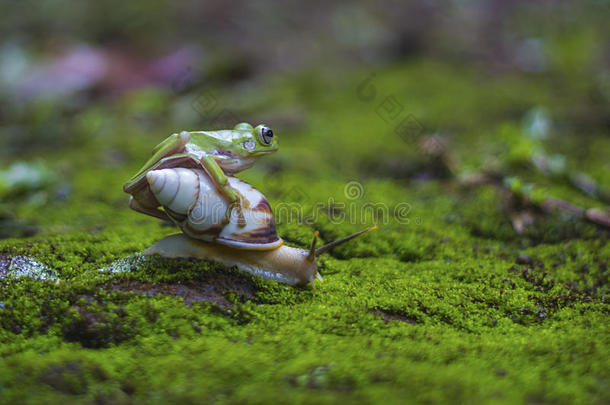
[135,167,376,286]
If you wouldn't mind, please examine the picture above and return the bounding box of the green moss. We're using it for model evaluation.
[0,59,608,404]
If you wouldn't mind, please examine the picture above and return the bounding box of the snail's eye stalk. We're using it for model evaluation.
[260,126,274,145]
[307,231,319,262]
[314,225,377,257]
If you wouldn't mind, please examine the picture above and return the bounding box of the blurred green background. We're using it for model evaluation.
[1,0,609,234]
[0,1,609,404]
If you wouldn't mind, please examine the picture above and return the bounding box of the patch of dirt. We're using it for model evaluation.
[62,298,136,348]
[39,361,88,394]
[109,275,256,310]
[371,308,418,325]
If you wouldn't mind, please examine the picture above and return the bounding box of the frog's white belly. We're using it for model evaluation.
[217,155,256,174]
[184,145,256,174]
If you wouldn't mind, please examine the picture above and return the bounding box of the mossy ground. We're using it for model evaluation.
[0,60,608,404]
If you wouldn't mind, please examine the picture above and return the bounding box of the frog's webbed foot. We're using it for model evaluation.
[225,200,247,228]
[129,196,171,221]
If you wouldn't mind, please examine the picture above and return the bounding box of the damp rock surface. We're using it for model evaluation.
[0,254,57,280]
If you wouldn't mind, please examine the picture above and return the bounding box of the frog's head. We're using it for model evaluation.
[233,122,279,156]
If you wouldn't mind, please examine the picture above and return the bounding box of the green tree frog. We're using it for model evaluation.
[123,122,278,226]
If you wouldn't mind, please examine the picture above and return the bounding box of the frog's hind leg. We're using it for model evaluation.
[128,196,171,221]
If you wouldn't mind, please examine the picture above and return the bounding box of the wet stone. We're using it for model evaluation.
[0,254,57,280]
[516,254,533,265]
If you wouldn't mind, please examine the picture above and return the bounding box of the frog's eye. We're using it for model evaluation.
[259,126,274,145]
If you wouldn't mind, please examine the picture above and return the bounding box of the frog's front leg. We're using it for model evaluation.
[200,155,246,227]
[125,131,191,190]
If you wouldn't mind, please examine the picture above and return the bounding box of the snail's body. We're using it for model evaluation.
[144,233,318,285]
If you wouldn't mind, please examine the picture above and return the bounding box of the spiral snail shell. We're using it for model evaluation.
[146,167,282,250]
[136,167,376,286]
